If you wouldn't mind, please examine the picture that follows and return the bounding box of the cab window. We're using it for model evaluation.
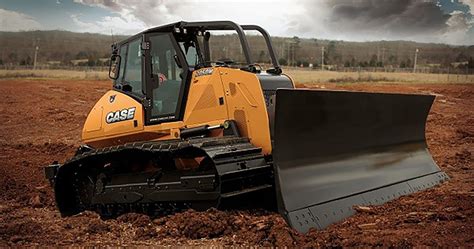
[117,44,127,82]
[179,42,199,67]
[123,38,143,95]
[149,34,184,118]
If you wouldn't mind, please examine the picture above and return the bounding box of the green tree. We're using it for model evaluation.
[20,55,32,65]
[326,41,336,64]
[400,59,412,68]
[359,61,369,67]
[400,61,406,68]
[290,36,301,66]
[369,54,377,67]
[62,51,73,64]
[344,57,357,67]
[351,57,357,67]
[258,50,266,63]
[456,52,468,62]
[388,55,397,64]
[8,52,17,63]
[76,51,88,59]
[468,57,474,69]
[87,57,96,66]
[327,41,336,56]
[278,58,287,66]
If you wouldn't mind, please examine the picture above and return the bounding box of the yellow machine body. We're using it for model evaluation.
[82,67,273,155]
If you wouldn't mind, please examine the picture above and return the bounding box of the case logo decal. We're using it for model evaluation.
[106,107,136,124]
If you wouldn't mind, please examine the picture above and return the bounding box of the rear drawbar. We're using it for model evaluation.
[272,89,448,233]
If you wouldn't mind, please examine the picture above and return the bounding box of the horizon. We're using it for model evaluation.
[2,27,473,48]
[0,0,473,46]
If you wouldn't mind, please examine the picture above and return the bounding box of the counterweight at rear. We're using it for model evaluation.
[45,21,447,233]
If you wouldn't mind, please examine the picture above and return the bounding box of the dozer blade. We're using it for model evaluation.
[272,88,448,233]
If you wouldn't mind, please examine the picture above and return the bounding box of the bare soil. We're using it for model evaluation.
[0,79,472,247]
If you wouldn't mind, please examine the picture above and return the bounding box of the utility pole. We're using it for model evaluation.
[0,49,4,68]
[287,41,290,67]
[321,46,325,71]
[33,38,40,70]
[279,43,283,62]
[287,40,297,67]
[292,44,295,67]
[110,29,115,43]
[381,47,385,66]
[413,48,419,73]
[377,46,380,63]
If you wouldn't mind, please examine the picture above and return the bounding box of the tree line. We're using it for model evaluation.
[1,30,473,70]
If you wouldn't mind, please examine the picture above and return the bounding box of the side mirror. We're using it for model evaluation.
[108,54,121,80]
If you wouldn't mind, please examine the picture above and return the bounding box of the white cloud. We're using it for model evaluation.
[446,10,471,32]
[72,0,301,36]
[0,8,42,31]
[443,10,474,44]
[70,10,147,35]
[460,0,474,15]
[73,0,121,11]
[72,0,473,45]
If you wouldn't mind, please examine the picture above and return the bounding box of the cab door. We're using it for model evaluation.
[143,33,190,125]
[83,36,146,146]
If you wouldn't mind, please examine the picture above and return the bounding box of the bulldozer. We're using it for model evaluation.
[45,21,448,233]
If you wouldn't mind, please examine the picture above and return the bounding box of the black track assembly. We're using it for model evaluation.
[51,136,273,218]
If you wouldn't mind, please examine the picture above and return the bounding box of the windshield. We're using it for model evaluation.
[194,30,274,70]
[179,42,199,67]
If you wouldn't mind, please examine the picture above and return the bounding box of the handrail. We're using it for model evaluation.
[241,25,280,71]
[178,21,254,66]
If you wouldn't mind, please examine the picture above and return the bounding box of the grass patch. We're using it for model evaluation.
[1,68,473,84]
[0,69,108,80]
[285,69,474,84]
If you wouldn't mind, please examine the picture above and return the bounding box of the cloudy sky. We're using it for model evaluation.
[0,0,473,45]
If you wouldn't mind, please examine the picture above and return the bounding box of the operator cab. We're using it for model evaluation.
[110,32,191,124]
[108,21,290,126]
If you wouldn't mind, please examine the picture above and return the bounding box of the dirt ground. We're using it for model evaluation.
[0,79,472,247]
